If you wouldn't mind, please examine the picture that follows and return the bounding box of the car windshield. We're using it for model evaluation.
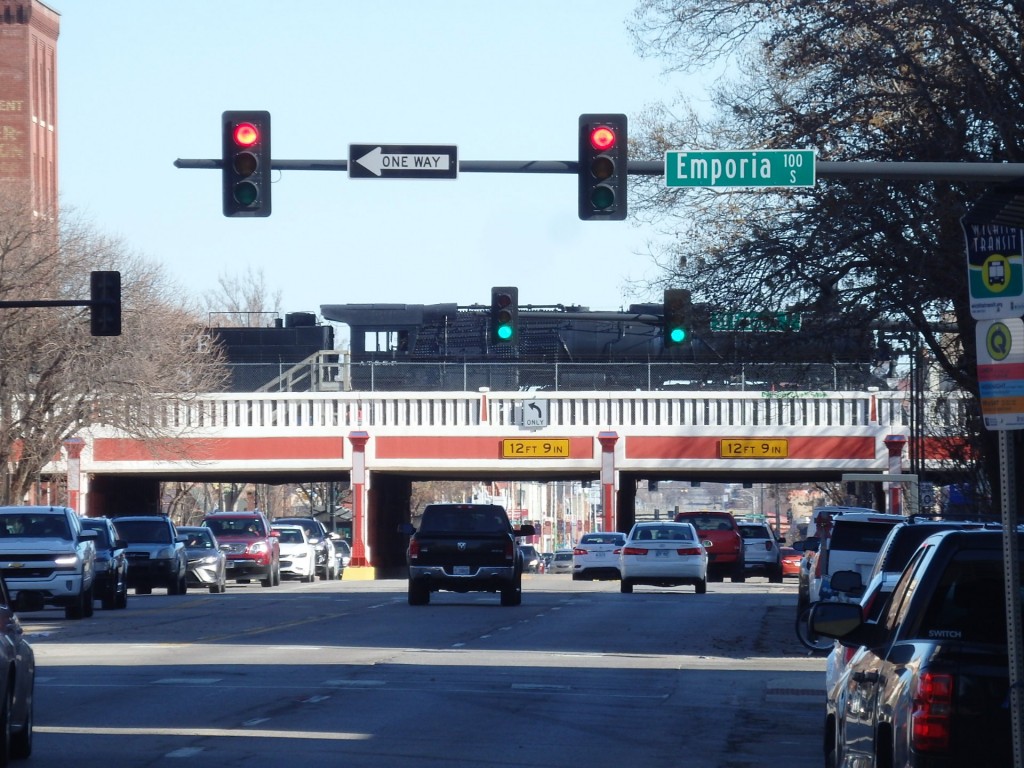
[82,521,113,548]
[275,528,305,544]
[205,518,264,537]
[181,529,215,549]
[419,506,509,534]
[0,513,71,540]
[738,525,769,539]
[115,519,171,544]
[680,515,731,531]
[580,533,625,545]
[830,521,900,552]
[632,526,696,542]
[554,552,572,561]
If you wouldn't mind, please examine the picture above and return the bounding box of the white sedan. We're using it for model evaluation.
[619,521,708,594]
[272,525,317,582]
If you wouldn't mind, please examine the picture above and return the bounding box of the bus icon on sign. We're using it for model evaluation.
[988,259,1006,285]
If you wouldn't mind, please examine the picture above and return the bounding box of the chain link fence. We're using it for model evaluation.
[227,357,890,393]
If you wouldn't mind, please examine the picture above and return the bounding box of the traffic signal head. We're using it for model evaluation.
[90,270,121,337]
[578,114,627,221]
[222,110,271,217]
[490,287,518,344]
[663,288,691,348]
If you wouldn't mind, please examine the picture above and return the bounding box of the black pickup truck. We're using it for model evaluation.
[401,503,536,606]
[812,528,1019,767]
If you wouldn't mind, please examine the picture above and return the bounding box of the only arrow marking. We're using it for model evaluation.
[355,147,452,177]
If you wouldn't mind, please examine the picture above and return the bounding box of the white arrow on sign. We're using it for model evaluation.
[355,146,452,177]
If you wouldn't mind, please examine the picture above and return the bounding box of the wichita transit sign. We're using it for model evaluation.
[665,149,816,188]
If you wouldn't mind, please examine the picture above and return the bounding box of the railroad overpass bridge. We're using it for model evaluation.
[65,388,965,577]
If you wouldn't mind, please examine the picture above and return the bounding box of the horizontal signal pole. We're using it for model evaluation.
[176,157,1024,181]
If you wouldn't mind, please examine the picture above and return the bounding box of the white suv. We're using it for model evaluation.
[808,508,904,603]
[736,520,783,582]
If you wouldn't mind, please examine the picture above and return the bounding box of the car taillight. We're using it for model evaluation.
[911,671,953,752]
[408,538,420,560]
[505,541,515,561]
[622,546,648,556]
[763,542,773,551]
[676,547,702,556]
[573,547,587,556]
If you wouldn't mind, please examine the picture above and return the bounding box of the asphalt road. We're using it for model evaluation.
[19,574,827,768]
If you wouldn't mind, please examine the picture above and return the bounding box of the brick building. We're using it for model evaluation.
[0,1,59,213]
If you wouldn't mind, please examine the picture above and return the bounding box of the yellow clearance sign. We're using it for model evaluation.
[719,439,789,458]
[501,439,570,459]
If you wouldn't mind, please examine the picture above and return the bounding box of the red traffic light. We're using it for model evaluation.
[232,122,260,148]
[589,125,617,152]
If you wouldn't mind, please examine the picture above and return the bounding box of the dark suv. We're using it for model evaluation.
[112,515,188,595]
[202,511,281,587]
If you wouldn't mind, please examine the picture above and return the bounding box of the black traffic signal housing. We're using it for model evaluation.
[90,270,121,337]
[222,110,271,217]
[490,287,518,344]
[578,114,627,221]
[663,288,691,348]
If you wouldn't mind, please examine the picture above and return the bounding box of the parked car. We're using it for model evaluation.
[736,519,783,582]
[549,549,573,574]
[202,511,281,588]
[112,515,189,595]
[80,517,129,610]
[0,505,98,620]
[274,517,337,580]
[177,525,227,594]
[673,511,744,582]
[273,524,317,582]
[812,529,1018,767]
[779,546,803,578]
[519,544,542,573]
[572,531,626,581]
[0,573,34,761]
[807,508,904,604]
[619,521,708,594]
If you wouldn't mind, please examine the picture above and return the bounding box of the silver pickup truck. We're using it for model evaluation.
[0,505,98,619]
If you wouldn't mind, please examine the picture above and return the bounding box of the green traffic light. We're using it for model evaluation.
[669,327,687,343]
[497,325,513,340]
[233,181,259,206]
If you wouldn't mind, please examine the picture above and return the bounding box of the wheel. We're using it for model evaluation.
[100,585,117,611]
[795,603,834,652]
[500,581,522,606]
[260,572,273,587]
[273,565,281,586]
[82,586,94,618]
[208,584,220,594]
[695,578,707,594]
[769,565,784,584]
[65,589,88,620]
[168,575,180,595]
[9,680,31,760]
[305,569,316,583]
[179,573,188,594]
[136,586,152,595]
[408,582,429,606]
[620,579,633,594]
[731,563,746,583]
[116,586,128,609]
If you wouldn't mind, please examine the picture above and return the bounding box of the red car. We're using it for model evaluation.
[202,511,281,587]
[779,546,803,578]
[673,511,745,582]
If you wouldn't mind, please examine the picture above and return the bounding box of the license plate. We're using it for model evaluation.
[594,552,606,559]
[225,561,235,569]
[656,550,669,558]
[453,566,470,576]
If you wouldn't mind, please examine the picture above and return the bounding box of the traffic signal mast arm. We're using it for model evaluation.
[176,157,1024,181]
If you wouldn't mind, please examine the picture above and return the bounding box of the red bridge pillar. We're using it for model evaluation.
[598,431,619,532]
[348,431,371,567]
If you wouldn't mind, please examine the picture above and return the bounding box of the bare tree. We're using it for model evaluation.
[627,0,1024,500]
[202,265,283,327]
[0,190,228,505]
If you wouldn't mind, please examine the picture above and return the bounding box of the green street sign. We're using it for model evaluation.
[665,149,816,188]
[710,311,802,332]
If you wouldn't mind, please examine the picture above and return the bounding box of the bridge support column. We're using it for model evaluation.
[63,438,85,514]
[598,431,619,532]
[348,431,371,569]
[884,434,908,515]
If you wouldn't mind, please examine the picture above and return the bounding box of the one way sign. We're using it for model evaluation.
[349,144,458,179]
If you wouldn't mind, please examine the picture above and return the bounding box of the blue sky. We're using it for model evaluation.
[55,1,698,334]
